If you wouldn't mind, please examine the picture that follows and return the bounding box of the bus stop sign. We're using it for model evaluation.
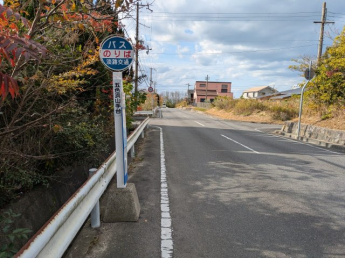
[99,36,134,72]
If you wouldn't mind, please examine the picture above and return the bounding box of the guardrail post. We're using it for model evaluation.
[130,146,135,157]
[89,168,100,228]
[141,129,145,139]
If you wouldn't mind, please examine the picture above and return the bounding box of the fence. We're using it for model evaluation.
[16,117,150,258]
[192,103,212,108]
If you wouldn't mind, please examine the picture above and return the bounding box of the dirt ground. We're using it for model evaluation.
[204,108,345,131]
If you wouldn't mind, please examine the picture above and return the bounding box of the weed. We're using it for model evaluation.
[0,210,32,258]
[233,99,266,116]
[194,108,207,112]
[270,106,298,121]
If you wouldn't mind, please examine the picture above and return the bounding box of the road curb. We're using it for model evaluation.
[275,130,345,153]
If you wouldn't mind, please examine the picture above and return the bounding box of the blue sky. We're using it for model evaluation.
[2,0,344,98]
[121,0,345,98]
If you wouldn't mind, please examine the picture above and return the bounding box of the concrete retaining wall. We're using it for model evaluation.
[281,121,345,146]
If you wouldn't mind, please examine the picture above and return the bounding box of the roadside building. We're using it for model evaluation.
[193,81,233,103]
[241,86,277,99]
[258,88,302,100]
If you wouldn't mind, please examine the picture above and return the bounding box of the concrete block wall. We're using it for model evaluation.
[281,121,345,146]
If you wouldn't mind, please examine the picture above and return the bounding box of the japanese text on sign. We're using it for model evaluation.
[114,83,121,114]
[99,36,134,72]
[100,50,133,59]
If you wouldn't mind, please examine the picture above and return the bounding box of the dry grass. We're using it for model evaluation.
[206,108,284,124]
[205,107,345,130]
[193,97,345,131]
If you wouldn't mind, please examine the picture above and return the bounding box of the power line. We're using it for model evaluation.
[139,17,321,22]
[149,44,317,56]
[146,11,320,15]
[151,39,319,43]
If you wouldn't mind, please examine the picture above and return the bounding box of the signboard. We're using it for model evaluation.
[148,86,153,93]
[304,68,315,80]
[113,72,128,188]
[98,36,133,188]
[99,36,134,72]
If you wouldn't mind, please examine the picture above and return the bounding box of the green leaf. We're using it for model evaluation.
[2,225,10,233]
[8,235,15,242]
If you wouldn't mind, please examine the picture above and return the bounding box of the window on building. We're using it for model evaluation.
[200,98,205,102]
[210,99,214,103]
[221,84,228,93]
[200,84,206,87]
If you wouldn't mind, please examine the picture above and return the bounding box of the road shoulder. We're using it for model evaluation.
[64,127,161,258]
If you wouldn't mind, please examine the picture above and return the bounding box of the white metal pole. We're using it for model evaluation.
[113,72,128,188]
[297,61,312,139]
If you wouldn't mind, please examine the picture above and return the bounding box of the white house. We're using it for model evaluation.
[242,86,277,99]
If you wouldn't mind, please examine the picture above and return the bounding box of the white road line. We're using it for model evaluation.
[195,121,205,127]
[159,127,174,258]
[221,134,260,154]
[255,129,342,155]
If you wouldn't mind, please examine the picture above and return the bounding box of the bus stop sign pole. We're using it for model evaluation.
[99,35,134,188]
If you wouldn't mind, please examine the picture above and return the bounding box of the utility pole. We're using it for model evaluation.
[314,2,334,63]
[150,67,153,88]
[150,67,153,110]
[149,67,156,89]
[134,2,153,110]
[135,2,139,96]
[186,83,191,103]
[205,75,209,101]
[149,67,156,109]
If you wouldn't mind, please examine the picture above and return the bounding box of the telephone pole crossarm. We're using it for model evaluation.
[314,2,335,63]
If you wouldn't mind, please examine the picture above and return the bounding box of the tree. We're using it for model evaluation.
[0,0,139,207]
[289,27,345,110]
[0,4,47,100]
[307,27,345,108]
[162,91,185,107]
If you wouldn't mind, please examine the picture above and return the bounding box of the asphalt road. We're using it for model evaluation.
[151,108,345,258]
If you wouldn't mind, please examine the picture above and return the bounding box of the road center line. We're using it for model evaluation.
[159,127,174,258]
[195,121,205,127]
[221,134,260,154]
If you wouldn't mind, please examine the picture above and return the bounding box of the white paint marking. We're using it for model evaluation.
[195,121,205,127]
[221,134,260,154]
[159,127,173,258]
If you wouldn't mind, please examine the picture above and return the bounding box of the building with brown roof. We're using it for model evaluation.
[241,86,277,99]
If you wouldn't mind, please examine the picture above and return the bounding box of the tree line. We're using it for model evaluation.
[0,0,146,207]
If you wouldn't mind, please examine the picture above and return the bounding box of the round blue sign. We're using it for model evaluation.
[99,36,134,71]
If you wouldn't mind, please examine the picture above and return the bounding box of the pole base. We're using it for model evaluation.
[102,183,141,222]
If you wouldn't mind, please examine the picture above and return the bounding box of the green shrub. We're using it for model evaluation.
[213,96,237,110]
[270,106,298,121]
[233,99,266,116]
[0,108,111,208]
[176,100,188,108]
[0,210,32,257]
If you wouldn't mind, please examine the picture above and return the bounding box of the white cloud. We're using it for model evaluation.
[124,0,345,97]
[176,45,190,58]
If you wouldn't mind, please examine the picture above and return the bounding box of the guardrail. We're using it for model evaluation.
[134,107,160,116]
[16,117,150,258]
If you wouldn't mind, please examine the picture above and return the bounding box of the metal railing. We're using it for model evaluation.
[16,117,150,258]
[134,107,159,116]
